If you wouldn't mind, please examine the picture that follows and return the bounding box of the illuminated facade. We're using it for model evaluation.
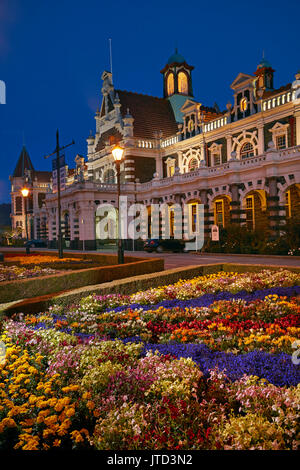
[31,51,300,249]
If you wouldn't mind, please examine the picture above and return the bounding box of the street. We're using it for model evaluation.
[1,246,299,270]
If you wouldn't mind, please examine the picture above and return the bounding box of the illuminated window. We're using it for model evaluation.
[189,203,198,233]
[240,141,254,159]
[188,119,195,133]
[178,71,188,94]
[285,190,291,218]
[275,135,286,150]
[188,157,198,172]
[240,97,248,112]
[214,200,224,227]
[167,73,174,96]
[168,165,175,177]
[166,158,175,177]
[245,195,255,230]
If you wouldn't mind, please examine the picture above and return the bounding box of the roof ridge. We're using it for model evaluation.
[116,89,165,101]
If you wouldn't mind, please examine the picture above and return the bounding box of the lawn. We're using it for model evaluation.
[0,269,299,450]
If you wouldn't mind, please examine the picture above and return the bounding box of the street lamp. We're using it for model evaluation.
[112,144,124,264]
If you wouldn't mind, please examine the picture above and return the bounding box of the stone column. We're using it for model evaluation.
[257,122,264,154]
[267,177,282,238]
[295,105,300,146]
[155,156,163,178]
[199,189,211,240]
[229,183,242,225]
[124,156,135,182]
[174,193,184,240]
[226,135,232,162]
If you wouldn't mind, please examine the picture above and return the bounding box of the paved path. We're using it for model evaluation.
[124,251,300,269]
[1,247,299,270]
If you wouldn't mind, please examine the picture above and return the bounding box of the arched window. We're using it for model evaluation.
[178,71,188,94]
[167,73,174,96]
[103,168,115,183]
[240,141,254,159]
[188,157,198,172]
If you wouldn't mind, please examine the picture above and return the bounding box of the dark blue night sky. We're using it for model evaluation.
[0,0,299,202]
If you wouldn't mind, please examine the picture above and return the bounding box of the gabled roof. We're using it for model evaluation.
[117,90,179,139]
[95,128,123,153]
[13,146,35,177]
[231,73,254,90]
[12,146,51,182]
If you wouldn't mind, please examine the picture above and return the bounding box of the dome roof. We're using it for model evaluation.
[257,58,272,69]
[167,48,186,65]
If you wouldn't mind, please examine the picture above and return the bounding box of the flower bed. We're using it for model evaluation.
[3,254,99,270]
[0,265,63,282]
[0,269,299,450]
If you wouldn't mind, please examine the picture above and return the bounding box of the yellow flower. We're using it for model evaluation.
[65,407,75,418]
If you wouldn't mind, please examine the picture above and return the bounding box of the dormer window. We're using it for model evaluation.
[240,97,248,112]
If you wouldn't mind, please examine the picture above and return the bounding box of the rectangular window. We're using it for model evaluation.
[215,200,224,227]
[169,207,174,237]
[276,135,286,150]
[213,153,220,166]
[189,203,198,233]
[285,190,291,218]
[168,165,175,177]
[245,196,255,230]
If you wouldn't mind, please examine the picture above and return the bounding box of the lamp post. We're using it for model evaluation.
[112,144,124,264]
[21,187,29,240]
[44,130,75,259]
[21,187,30,253]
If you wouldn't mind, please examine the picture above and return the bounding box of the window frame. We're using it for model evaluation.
[245,195,255,230]
[240,141,255,159]
[285,190,291,218]
[214,199,225,227]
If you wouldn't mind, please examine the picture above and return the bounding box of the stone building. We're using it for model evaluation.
[23,51,300,249]
[10,146,52,240]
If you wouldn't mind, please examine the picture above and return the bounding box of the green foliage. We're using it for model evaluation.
[203,220,300,256]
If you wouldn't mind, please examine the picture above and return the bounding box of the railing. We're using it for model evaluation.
[262,90,294,112]
[203,116,228,133]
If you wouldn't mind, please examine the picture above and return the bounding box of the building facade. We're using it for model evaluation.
[27,51,300,249]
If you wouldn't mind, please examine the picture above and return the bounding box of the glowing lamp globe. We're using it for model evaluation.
[112,145,124,162]
[21,188,29,197]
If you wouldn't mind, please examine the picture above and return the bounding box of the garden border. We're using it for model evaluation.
[2,262,300,315]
